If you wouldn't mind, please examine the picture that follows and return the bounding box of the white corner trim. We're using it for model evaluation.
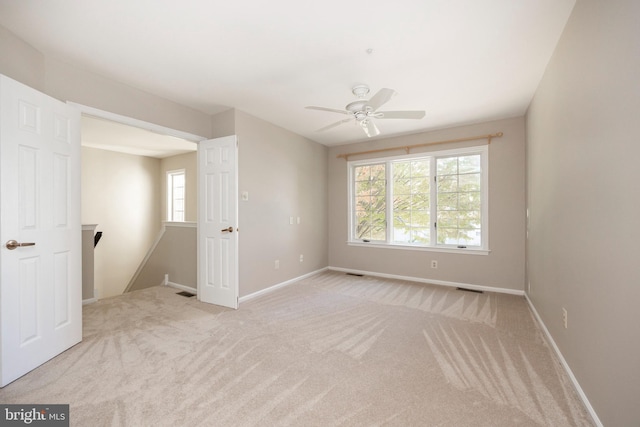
[68,102,207,143]
[239,267,329,304]
[82,297,98,305]
[166,281,197,294]
[123,225,167,293]
[328,266,524,296]
[525,294,603,427]
[347,241,490,255]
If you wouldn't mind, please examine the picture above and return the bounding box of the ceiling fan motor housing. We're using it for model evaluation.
[346,100,372,121]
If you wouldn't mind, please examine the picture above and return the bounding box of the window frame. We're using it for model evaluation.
[167,169,186,222]
[347,145,489,254]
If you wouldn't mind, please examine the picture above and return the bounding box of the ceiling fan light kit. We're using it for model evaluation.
[306,84,426,138]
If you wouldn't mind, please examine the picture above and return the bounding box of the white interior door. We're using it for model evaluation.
[197,135,239,309]
[0,75,82,387]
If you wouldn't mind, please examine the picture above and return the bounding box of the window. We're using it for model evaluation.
[349,146,488,251]
[354,163,386,241]
[167,170,185,222]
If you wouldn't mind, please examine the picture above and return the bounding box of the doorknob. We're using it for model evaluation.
[220,226,234,233]
[5,240,36,250]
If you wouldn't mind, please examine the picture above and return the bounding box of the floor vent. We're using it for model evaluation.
[456,287,483,294]
[176,291,195,298]
[346,273,364,277]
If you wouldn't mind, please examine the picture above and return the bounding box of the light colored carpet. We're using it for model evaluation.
[0,270,593,426]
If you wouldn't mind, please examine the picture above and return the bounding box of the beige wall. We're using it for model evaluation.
[128,223,197,292]
[328,117,526,291]
[0,24,211,138]
[211,108,236,138]
[0,25,44,92]
[160,152,198,222]
[81,147,161,298]
[526,0,640,425]
[81,225,97,300]
[234,110,329,297]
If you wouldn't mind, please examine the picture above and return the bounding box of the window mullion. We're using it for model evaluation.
[430,157,437,246]
[386,161,393,243]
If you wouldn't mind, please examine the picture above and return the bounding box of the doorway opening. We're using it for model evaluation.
[74,104,205,302]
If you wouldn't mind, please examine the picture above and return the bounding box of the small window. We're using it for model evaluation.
[167,170,185,222]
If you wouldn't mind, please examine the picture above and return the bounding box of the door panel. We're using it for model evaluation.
[0,74,81,387]
[54,251,70,328]
[19,256,40,344]
[198,136,238,309]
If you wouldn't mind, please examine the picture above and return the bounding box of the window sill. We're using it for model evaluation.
[164,221,196,228]
[347,241,490,255]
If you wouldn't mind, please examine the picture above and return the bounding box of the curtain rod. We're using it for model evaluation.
[336,132,503,160]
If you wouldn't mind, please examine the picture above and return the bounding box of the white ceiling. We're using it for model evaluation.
[0,0,575,147]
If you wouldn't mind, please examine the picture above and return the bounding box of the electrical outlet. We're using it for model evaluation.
[562,307,568,328]
[299,254,304,262]
[275,260,280,270]
[431,260,438,269]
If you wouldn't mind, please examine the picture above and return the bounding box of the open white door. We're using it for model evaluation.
[0,75,82,386]
[197,135,239,309]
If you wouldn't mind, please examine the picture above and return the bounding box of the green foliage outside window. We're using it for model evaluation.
[351,149,485,248]
[354,163,386,241]
[392,159,430,244]
[436,155,481,246]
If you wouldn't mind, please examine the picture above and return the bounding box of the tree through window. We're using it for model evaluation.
[349,146,488,250]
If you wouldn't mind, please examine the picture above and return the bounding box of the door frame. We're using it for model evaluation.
[69,103,208,300]
[69,103,206,143]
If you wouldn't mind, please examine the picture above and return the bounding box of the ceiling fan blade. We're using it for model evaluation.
[361,120,380,138]
[367,88,396,111]
[376,110,426,119]
[305,106,350,115]
[316,118,352,132]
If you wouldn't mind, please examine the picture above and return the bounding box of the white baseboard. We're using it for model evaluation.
[525,294,602,427]
[166,281,196,294]
[328,266,524,296]
[239,267,329,304]
[82,298,98,305]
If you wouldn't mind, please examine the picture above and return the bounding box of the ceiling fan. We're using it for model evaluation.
[306,85,425,138]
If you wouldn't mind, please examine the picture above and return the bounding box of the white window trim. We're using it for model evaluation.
[347,145,489,254]
[167,169,186,222]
